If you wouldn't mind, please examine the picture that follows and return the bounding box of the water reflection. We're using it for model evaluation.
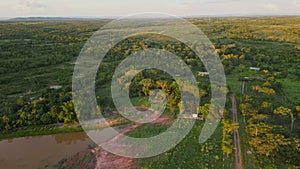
[54,132,86,144]
[0,132,94,169]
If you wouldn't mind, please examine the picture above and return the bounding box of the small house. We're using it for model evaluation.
[192,114,198,118]
[198,72,209,76]
[50,85,62,89]
[249,67,260,71]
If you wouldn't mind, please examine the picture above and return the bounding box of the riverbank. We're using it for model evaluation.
[0,123,83,140]
[57,149,97,169]
[0,115,131,140]
[59,114,173,169]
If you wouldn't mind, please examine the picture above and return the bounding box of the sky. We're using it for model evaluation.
[0,0,300,18]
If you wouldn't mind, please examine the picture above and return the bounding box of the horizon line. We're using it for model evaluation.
[1,13,300,21]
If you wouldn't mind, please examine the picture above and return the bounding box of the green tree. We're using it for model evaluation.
[260,101,272,114]
[140,79,154,96]
[156,80,169,94]
[41,112,53,124]
[221,119,239,158]
[258,87,275,95]
[167,81,180,112]
[59,100,77,124]
[198,104,210,118]
[50,106,60,124]
[274,106,296,131]
[2,115,11,130]
[240,103,251,123]
[247,114,269,124]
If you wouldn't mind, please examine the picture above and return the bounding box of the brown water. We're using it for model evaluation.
[0,132,95,169]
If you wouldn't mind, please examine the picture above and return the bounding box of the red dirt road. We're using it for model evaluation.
[231,94,243,169]
[95,114,172,169]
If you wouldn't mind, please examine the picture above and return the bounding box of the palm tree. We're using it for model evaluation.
[59,100,76,124]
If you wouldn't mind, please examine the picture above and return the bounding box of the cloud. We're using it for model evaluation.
[293,0,300,5]
[204,0,241,4]
[16,0,47,15]
[4,0,299,17]
[263,3,278,11]
[176,0,242,6]
[176,0,195,5]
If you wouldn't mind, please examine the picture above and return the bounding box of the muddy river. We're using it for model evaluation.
[0,132,95,169]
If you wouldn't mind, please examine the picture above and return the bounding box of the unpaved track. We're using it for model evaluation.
[95,113,172,169]
[231,94,243,169]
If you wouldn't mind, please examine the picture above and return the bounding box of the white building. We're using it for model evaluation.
[192,114,198,118]
[198,72,209,76]
[249,67,260,71]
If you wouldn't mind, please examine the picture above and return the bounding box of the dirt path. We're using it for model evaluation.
[231,94,243,169]
[95,113,173,169]
[61,108,173,169]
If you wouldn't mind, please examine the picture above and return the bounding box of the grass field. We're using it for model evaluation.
[278,78,300,104]
[127,121,234,169]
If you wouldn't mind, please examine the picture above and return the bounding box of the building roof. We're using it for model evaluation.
[249,67,260,71]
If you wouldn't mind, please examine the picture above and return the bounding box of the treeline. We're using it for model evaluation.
[0,87,77,131]
[191,17,300,43]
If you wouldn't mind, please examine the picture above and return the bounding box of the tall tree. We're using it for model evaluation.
[2,115,11,130]
[240,103,251,123]
[274,106,296,131]
[59,100,77,124]
[221,119,239,158]
[139,78,154,96]
[198,104,211,118]
[50,106,60,124]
